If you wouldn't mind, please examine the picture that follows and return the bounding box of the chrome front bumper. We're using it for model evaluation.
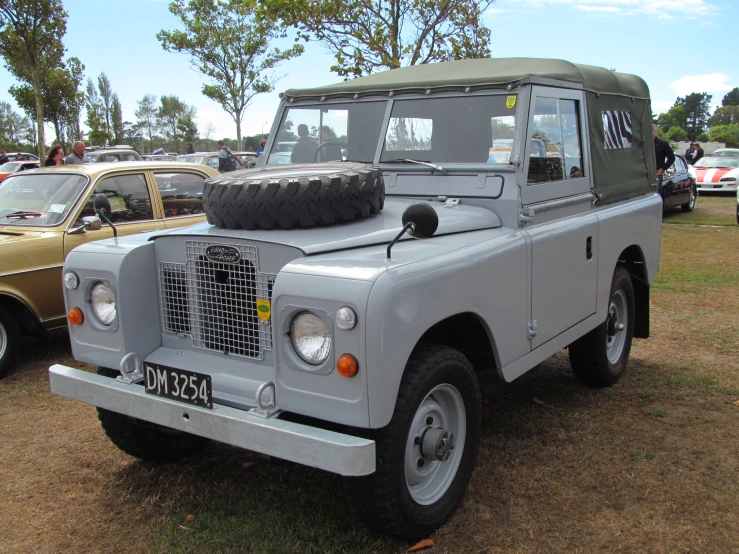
[49,365,375,476]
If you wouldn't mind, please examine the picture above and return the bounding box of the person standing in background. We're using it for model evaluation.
[692,143,704,165]
[653,128,675,190]
[257,138,267,156]
[0,151,8,165]
[185,142,195,154]
[65,141,89,164]
[44,144,65,166]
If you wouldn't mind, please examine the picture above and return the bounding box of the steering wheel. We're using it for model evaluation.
[312,141,366,162]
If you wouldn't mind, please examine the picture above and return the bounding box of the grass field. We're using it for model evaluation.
[662,192,737,226]
[1,196,738,554]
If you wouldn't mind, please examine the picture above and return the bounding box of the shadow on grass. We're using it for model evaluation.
[97,353,737,554]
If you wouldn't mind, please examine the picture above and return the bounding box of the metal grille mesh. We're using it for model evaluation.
[158,241,274,359]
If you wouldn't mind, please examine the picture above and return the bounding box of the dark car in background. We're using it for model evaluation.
[660,154,696,212]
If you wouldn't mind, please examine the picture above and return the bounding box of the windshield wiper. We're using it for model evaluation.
[1,210,43,220]
[383,158,447,174]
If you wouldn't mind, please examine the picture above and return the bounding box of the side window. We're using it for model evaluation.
[602,110,633,150]
[208,157,220,169]
[155,172,206,218]
[527,97,584,183]
[80,173,153,222]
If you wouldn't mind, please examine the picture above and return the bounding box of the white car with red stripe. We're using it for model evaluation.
[689,156,739,192]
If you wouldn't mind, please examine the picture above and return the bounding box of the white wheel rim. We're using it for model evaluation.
[404,383,466,505]
[606,290,627,364]
[690,187,696,208]
[0,319,7,360]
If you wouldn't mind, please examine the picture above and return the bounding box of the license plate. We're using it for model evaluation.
[144,363,213,409]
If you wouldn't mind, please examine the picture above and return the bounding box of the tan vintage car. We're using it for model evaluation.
[0,161,219,376]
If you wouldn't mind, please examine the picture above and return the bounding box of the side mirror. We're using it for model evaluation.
[66,215,102,235]
[247,160,256,168]
[402,203,439,239]
[387,203,439,260]
[93,193,112,216]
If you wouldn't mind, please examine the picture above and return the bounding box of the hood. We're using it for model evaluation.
[161,198,502,255]
[689,165,739,183]
[0,228,45,244]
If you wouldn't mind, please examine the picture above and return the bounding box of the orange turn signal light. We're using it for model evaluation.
[337,354,358,377]
[68,307,84,325]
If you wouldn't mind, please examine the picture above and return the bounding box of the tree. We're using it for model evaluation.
[656,104,688,134]
[0,100,32,147]
[665,126,688,142]
[98,72,113,135]
[85,77,111,146]
[9,58,84,146]
[156,95,196,153]
[709,105,739,127]
[262,0,495,79]
[64,57,85,141]
[111,93,124,144]
[0,0,67,157]
[722,87,739,107]
[202,121,215,151]
[135,94,158,152]
[708,124,739,148]
[674,92,712,141]
[158,0,303,150]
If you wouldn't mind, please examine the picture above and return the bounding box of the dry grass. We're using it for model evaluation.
[1,222,738,554]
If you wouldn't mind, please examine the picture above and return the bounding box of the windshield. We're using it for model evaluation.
[267,101,388,165]
[0,173,89,226]
[380,94,517,164]
[694,157,739,169]
[180,155,207,165]
[1,162,21,172]
[713,150,739,158]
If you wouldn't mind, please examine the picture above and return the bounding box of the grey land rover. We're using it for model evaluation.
[49,58,661,540]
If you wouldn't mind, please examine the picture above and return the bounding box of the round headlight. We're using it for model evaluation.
[63,271,79,290]
[335,306,357,330]
[90,282,116,326]
[290,312,331,365]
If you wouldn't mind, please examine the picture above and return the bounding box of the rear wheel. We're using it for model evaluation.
[343,344,481,540]
[0,306,20,379]
[569,267,635,386]
[681,185,696,212]
[96,367,209,463]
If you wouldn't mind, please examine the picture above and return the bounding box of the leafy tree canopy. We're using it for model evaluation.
[722,87,739,107]
[708,124,739,148]
[709,105,739,127]
[158,0,303,148]
[673,92,712,142]
[260,0,495,79]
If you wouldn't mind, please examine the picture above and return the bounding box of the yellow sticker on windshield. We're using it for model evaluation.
[506,95,517,109]
[256,299,271,322]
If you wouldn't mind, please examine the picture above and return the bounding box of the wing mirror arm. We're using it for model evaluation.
[93,194,117,238]
[66,215,103,235]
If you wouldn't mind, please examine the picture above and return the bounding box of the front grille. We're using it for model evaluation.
[158,241,275,359]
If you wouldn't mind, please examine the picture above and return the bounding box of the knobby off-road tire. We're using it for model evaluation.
[96,367,208,463]
[681,185,697,212]
[203,162,385,230]
[343,344,481,541]
[0,306,20,379]
[569,267,635,386]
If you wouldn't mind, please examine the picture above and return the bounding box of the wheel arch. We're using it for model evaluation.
[616,244,649,339]
[413,312,501,377]
[0,293,42,336]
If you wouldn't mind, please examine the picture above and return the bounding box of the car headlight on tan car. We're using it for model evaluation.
[290,312,331,365]
[90,282,117,325]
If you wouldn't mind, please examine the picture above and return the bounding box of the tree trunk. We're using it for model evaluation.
[32,71,45,159]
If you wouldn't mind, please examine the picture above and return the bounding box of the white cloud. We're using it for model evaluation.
[496,0,717,19]
[651,100,673,114]
[668,73,736,96]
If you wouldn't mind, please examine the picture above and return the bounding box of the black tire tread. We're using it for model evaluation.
[0,305,20,379]
[343,343,481,540]
[96,367,208,463]
[203,162,385,230]
[569,267,635,387]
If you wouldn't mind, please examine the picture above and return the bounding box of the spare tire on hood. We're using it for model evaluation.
[203,162,385,230]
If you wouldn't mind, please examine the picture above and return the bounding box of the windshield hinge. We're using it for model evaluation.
[528,320,538,339]
[444,198,460,208]
[519,206,535,226]
[590,187,602,205]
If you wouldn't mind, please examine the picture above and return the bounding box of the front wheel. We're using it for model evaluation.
[0,306,20,379]
[569,267,635,386]
[96,367,209,463]
[343,344,481,540]
[681,185,696,212]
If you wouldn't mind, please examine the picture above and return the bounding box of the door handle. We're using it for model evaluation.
[586,236,592,260]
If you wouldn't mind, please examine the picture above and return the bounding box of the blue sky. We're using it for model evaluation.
[1,0,737,144]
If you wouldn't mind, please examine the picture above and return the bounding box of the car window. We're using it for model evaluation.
[155,172,206,218]
[527,97,584,183]
[674,157,687,173]
[79,173,153,223]
[208,157,219,169]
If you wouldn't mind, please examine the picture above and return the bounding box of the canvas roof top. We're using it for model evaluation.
[284,57,650,100]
